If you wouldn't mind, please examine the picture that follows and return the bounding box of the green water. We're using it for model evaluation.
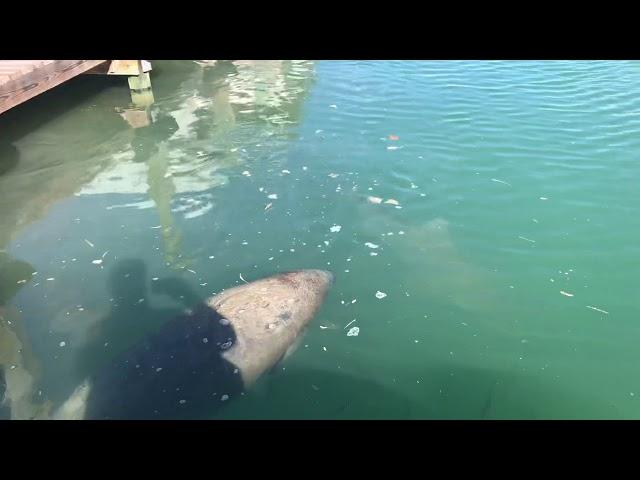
[1,60,639,419]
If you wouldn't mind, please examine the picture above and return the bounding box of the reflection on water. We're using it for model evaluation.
[0,60,315,418]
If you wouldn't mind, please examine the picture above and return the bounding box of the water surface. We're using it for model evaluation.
[1,60,639,419]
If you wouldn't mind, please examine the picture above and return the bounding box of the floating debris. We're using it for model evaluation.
[347,326,360,337]
[267,194,278,200]
[186,269,197,275]
[329,104,337,109]
[367,196,383,204]
[46,277,55,281]
[384,199,400,205]
[344,319,357,329]
[328,173,340,178]
[560,290,574,297]
[330,225,342,233]
[92,259,103,265]
[387,146,400,151]
[59,341,66,347]
[322,346,327,351]
[239,273,248,284]
[491,178,511,186]
[282,169,291,174]
[539,197,549,200]
[586,305,609,315]
[375,291,387,299]
[364,242,379,249]
[370,252,378,256]
[518,236,536,243]
[84,239,95,248]
[264,202,273,211]
[389,134,399,141]
[319,325,328,330]
[242,171,251,177]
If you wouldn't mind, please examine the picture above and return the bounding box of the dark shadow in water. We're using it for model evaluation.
[218,362,623,420]
[0,75,121,144]
[75,258,243,419]
[217,367,413,420]
[0,142,19,176]
[0,370,7,419]
[415,363,623,420]
[0,253,46,419]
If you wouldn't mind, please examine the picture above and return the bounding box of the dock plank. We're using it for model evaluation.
[0,60,107,114]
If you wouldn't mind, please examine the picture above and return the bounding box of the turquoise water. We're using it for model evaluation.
[1,60,640,419]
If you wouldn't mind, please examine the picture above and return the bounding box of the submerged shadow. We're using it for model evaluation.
[0,142,19,176]
[413,363,624,420]
[217,367,413,420]
[0,252,45,419]
[75,258,243,419]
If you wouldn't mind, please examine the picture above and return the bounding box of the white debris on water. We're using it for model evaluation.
[367,196,383,204]
[347,327,360,337]
[370,252,378,256]
[221,394,229,401]
[384,199,400,205]
[59,341,66,347]
[282,169,291,174]
[491,178,511,186]
[540,197,549,200]
[92,259,103,265]
[375,291,387,299]
[328,173,339,178]
[46,278,55,281]
[518,236,536,243]
[242,171,251,177]
[267,194,278,200]
[330,225,341,233]
[586,305,609,315]
[364,242,379,249]
[560,290,574,297]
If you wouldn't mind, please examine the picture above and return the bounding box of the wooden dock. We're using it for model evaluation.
[0,60,153,115]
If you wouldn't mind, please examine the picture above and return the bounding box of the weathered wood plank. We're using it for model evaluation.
[85,60,152,76]
[0,60,107,115]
